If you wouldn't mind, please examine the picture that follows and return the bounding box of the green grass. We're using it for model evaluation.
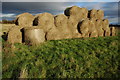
[2,35,120,78]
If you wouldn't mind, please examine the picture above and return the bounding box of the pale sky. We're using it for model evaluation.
[0,0,119,24]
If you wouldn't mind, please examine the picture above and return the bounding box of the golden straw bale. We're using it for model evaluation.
[23,27,45,45]
[46,27,62,40]
[97,10,104,19]
[110,26,116,36]
[54,14,72,39]
[102,19,110,36]
[7,26,22,44]
[95,19,104,36]
[89,9,104,19]
[78,18,90,37]
[15,13,34,27]
[89,18,98,37]
[33,12,55,33]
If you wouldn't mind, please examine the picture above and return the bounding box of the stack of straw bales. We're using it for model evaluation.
[64,6,88,38]
[15,13,34,27]
[78,18,98,37]
[6,6,117,45]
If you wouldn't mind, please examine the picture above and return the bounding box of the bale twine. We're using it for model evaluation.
[89,18,98,37]
[95,19,104,37]
[78,18,89,37]
[15,13,34,27]
[54,14,72,39]
[102,19,110,36]
[46,27,62,40]
[33,13,55,33]
[23,27,45,45]
[110,26,116,36]
[7,26,22,44]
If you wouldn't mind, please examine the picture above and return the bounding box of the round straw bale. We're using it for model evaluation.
[81,7,88,19]
[102,19,110,36]
[78,19,90,37]
[54,14,72,39]
[89,9,104,19]
[64,6,88,22]
[15,13,34,27]
[46,27,62,40]
[110,26,116,36]
[68,18,82,38]
[97,10,104,19]
[23,27,45,45]
[95,19,104,36]
[89,9,97,19]
[33,13,55,33]
[89,18,98,37]
[7,26,22,44]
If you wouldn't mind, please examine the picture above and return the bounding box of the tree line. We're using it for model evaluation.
[0,19,15,24]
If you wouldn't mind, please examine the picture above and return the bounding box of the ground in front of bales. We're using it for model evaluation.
[2,32,120,78]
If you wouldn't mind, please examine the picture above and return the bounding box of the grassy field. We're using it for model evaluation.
[2,35,120,78]
[1,24,120,78]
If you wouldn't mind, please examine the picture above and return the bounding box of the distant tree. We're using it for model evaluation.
[2,19,15,24]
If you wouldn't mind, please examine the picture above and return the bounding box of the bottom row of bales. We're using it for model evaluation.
[79,18,116,38]
[7,24,116,46]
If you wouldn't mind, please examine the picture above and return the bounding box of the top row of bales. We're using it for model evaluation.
[7,6,116,45]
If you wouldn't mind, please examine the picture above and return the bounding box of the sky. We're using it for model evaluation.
[0,0,119,25]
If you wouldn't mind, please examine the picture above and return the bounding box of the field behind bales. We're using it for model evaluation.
[1,24,120,78]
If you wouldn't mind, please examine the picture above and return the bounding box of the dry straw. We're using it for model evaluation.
[64,6,88,38]
[54,14,72,39]
[110,26,116,36]
[78,18,89,37]
[7,26,22,44]
[46,27,62,40]
[23,27,45,45]
[89,18,98,37]
[33,12,55,33]
[89,9,104,19]
[15,13,34,27]
[95,19,104,37]
[102,19,110,36]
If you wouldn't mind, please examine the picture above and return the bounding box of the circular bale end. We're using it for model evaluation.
[97,10,104,19]
[23,27,45,45]
[7,26,22,44]
[88,9,97,19]
[33,12,55,33]
[15,13,34,27]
